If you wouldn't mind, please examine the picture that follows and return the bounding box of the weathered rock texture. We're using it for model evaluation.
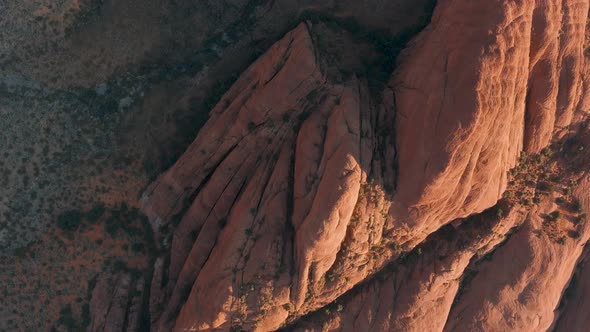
[391,0,590,248]
[289,126,590,332]
[87,0,590,331]
[88,272,145,332]
[554,242,590,331]
[290,201,528,332]
[140,22,399,331]
[445,177,590,332]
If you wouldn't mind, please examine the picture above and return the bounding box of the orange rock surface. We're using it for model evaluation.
[391,0,589,247]
[85,0,590,330]
[445,180,590,332]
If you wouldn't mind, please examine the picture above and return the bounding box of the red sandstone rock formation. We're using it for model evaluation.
[289,128,590,332]
[141,23,398,331]
[87,0,590,330]
[445,183,590,332]
[391,0,589,248]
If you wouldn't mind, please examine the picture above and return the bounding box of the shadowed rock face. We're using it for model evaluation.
[555,240,590,331]
[87,0,590,331]
[89,272,145,332]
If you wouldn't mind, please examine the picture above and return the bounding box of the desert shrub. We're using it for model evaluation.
[86,203,105,222]
[569,230,581,239]
[57,304,78,330]
[57,210,83,231]
[574,214,586,225]
[112,260,127,272]
[572,200,584,214]
[105,217,119,237]
[549,210,562,221]
[541,147,553,157]
[132,242,145,253]
[538,182,554,192]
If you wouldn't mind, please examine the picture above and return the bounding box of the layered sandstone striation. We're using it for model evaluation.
[391,0,590,247]
[86,0,590,330]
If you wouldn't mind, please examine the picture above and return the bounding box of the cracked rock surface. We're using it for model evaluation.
[84,0,590,331]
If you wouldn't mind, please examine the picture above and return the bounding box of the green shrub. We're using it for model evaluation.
[57,210,83,231]
[541,147,553,157]
[112,260,127,272]
[569,231,581,239]
[57,304,78,330]
[549,210,562,221]
[86,203,105,222]
[132,242,145,253]
[538,182,554,192]
[572,200,584,214]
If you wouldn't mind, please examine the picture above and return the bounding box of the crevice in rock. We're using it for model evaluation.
[551,240,590,330]
[280,200,514,330]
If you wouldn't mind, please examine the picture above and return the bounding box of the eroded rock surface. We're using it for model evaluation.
[445,175,590,332]
[290,202,527,332]
[391,0,590,248]
[88,272,145,332]
[85,0,590,331]
[139,20,406,330]
[289,128,590,332]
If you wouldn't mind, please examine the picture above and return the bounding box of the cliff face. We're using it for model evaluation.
[391,0,589,247]
[141,22,398,331]
[89,0,590,331]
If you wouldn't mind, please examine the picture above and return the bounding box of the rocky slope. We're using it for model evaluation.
[140,22,398,331]
[84,0,590,331]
